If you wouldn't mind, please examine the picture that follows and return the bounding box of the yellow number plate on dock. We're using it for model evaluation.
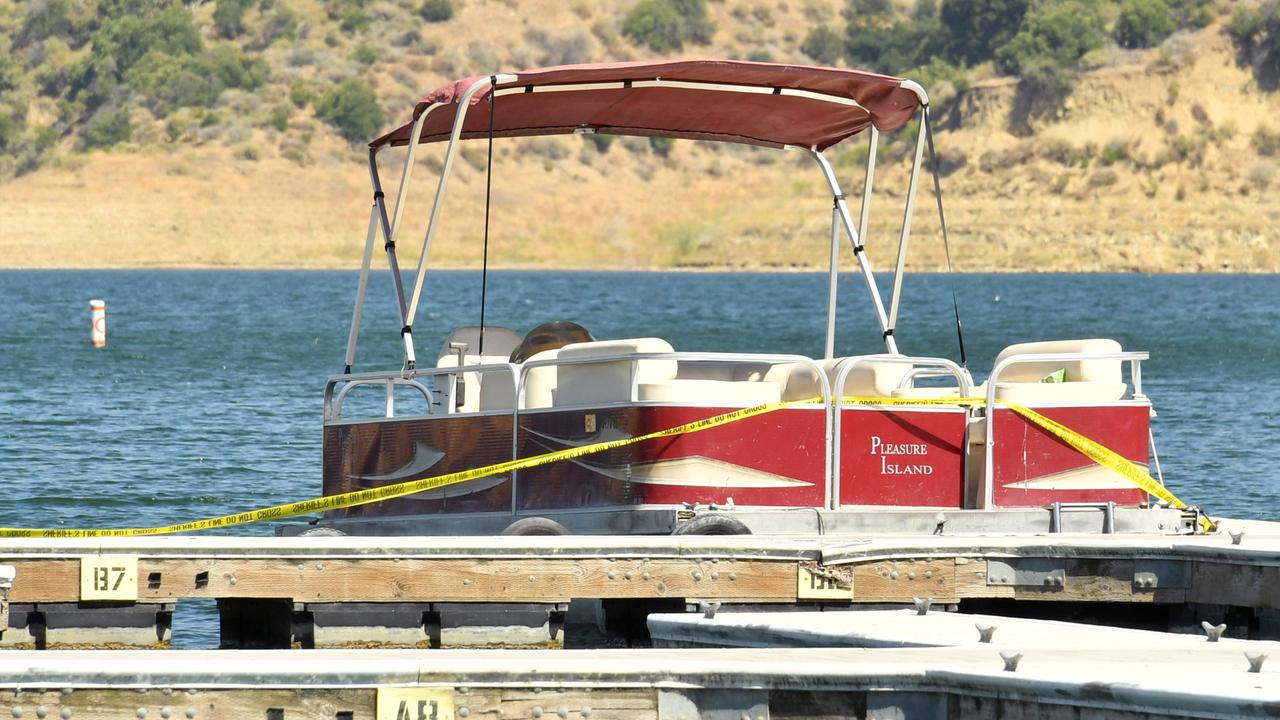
[377,688,454,720]
[797,565,853,600]
[80,556,138,601]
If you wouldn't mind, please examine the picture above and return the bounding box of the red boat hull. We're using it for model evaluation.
[321,400,1153,519]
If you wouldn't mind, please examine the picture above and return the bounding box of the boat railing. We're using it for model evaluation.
[981,350,1150,508]
[323,364,520,421]
[830,354,973,509]
[516,351,834,409]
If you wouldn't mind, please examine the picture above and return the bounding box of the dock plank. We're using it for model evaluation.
[134,557,798,603]
[851,559,957,603]
[4,559,77,603]
[0,689,374,720]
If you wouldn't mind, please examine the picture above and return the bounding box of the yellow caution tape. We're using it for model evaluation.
[1003,401,1215,532]
[0,394,1212,537]
[0,398,816,538]
[839,395,1215,532]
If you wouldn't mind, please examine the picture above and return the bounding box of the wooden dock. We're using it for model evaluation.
[2,517,1278,648]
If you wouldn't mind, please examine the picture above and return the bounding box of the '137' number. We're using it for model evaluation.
[93,566,127,592]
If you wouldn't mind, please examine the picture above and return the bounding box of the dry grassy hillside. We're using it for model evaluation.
[1,0,1278,271]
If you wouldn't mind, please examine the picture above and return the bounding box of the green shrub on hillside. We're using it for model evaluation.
[1226,0,1280,89]
[0,53,21,95]
[1168,0,1213,29]
[125,44,266,114]
[260,6,299,44]
[352,43,380,65]
[331,0,370,32]
[801,25,844,65]
[289,81,313,108]
[81,105,131,150]
[268,106,289,132]
[315,78,385,143]
[213,0,250,39]
[649,136,673,157]
[585,133,615,154]
[994,0,1104,75]
[939,0,1029,65]
[1114,0,1175,48]
[1254,126,1280,157]
[203,44,269,91]
[0,111,20,152]
[846,0,893,16]
[912,57,971,95]
[126,53,221,109]
[622,0,714,52]
[93,2,204,74]
[420,0,455,22]
[846,12,946,73]
[19,0,74,44]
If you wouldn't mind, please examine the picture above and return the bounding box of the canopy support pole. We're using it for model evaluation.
[368,148,414,368]
[824,126,879,360]
[887,112,928,337]
[857,127,879,269]
[812,150,898,354]
[823,204,840,359]
[404,74,519,355]
[343,203,380,374]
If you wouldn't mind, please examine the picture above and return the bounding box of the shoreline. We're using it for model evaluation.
[2,264,1276,274]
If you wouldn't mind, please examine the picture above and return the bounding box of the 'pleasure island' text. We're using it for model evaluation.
[870,436,934,475]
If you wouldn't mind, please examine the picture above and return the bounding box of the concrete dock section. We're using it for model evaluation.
[648,606,1280,652]
[0,643,1275,719]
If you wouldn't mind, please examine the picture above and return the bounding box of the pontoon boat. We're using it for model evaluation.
[315,60,1192,538]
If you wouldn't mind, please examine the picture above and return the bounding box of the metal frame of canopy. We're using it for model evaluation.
[341,66,934,374]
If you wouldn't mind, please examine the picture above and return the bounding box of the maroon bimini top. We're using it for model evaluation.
[369,59,922,152]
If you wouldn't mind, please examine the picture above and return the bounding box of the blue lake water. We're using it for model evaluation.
[1,270,1278,646]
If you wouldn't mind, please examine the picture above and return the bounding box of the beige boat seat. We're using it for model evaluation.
[437,325,523,365]
[969,338,1130,446]
[828,357,913,399]
[521,347,562,409]
[637,378,780,405]
[990,338,1128,404]
[675,359,824,403]
[744,356,977,404]
[550,338,677,406]
[436,353,516,413]
[544,338,789,407]
[430,326,523,413]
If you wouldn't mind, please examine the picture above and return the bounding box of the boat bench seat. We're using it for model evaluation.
[433,326,524,413]
[436,353,516,413]
[515,338,789,409]
[677,360,823,403]
[551,337,677,406]
[987,338,1129,405]
[637,379,780,405]
[829,358,913,399]
[968,338,1132,445]
[685,356,924,403]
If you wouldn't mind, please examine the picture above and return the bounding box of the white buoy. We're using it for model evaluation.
[90,299,106,348]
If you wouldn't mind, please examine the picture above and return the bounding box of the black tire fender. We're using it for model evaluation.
[500,516,570,536]
[672,514,752,536]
